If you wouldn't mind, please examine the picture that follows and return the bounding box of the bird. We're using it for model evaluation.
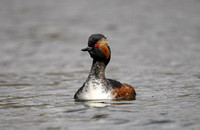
[74,34,136,100]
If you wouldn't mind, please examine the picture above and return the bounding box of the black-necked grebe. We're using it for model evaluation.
[74,34,136,100]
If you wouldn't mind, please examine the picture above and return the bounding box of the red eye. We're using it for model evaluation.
[94,44,98,47]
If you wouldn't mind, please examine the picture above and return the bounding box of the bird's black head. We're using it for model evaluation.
[81,34,111,65]
[88,34,106,47]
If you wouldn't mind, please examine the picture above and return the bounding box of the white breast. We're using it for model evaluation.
[78,79,113,100]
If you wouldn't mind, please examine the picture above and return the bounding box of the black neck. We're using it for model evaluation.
[88,60,107,79]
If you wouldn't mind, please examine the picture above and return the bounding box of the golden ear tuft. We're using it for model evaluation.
[97,38,108,46]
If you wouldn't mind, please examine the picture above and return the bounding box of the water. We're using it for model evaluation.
[0,0,200,129]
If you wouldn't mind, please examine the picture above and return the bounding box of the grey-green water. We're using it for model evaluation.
[0,0,200,130]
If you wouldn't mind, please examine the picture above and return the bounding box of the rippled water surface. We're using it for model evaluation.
[0,0,200,129]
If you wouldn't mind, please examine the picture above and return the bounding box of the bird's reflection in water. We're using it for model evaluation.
[75,99,134,108]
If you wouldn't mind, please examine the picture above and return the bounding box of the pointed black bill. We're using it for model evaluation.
[81,47,92,51]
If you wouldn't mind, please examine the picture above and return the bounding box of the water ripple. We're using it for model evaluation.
[143,119,175,125]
